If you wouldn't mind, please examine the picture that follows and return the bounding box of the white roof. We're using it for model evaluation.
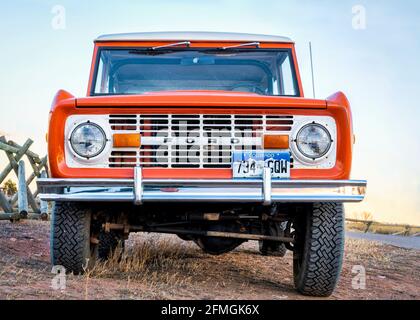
[95,31,293,43]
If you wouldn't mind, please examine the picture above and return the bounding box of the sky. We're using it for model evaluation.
[0,0,419,224]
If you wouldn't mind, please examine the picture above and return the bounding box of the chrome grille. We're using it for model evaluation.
[108,114,294,168]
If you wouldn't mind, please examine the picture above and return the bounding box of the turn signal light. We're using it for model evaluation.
[263,134,289,149]
[113,133,141,148]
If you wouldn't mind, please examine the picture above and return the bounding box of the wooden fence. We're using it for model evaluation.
[0,137,49,221]
[345,218,420,237]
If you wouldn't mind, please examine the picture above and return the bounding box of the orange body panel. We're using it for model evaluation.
[48,92,353,180]
[48,40,353,180]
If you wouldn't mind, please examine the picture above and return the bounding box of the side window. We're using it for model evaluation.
[94,55,109,94]
[280,55,296,96]
[272,79,279,95]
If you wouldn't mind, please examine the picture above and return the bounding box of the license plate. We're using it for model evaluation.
[233,151,290,179]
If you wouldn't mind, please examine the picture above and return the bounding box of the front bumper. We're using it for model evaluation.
[37,168,367,205]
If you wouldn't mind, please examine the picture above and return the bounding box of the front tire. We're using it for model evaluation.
[293,203,344,297]
[51,202,95,274]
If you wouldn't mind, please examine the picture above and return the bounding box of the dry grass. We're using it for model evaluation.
[89,235,203,286]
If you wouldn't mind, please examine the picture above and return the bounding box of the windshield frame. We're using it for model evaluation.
[89,46,301,97]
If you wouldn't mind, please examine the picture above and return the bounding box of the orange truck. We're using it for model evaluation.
[38,32,367,296]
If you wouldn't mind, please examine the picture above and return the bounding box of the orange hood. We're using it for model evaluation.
[75,91,327,109]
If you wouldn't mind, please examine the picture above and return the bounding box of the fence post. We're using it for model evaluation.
[39,170,48,218]
[0,189,12,213]
[18,160,28,217]
[364,221,373,233]
[0,137,33,184]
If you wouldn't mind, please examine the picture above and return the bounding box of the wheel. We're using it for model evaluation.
[50,202,95,274]
[293,203,344,297]
[259,221,287,257]
[98,230,125,261]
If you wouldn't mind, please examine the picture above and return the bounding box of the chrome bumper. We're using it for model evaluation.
[37,168,366,204]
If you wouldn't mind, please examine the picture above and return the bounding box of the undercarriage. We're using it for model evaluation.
[91,202,300,254]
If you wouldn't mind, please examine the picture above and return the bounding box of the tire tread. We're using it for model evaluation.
[294,202,344,297]
[51,202,90,274]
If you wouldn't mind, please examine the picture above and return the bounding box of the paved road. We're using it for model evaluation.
[347,231,420,250]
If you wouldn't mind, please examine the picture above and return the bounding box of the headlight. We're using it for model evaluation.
[70,122,106,158]
[296,123,332,159]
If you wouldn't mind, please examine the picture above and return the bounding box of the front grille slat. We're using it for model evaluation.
[108,114,294,168]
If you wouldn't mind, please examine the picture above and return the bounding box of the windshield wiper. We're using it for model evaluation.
[128,41,191,55]
[150,41,259,50]
[127,41,261,55]
[151,41,191,50]
[220,42,260,50]
[128,49,174,56]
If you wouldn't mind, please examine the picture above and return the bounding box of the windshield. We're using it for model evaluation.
[92,49,299,96]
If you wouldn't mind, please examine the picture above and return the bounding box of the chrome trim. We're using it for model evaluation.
[69,122,107,159]
[37,178,367,204]
[95,32,294,44]
[263,168,272,206]
[38,178,367,188]
[134,167,143,205]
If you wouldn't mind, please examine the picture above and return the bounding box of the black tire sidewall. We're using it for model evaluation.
[293,205,315,288]
[293,202,344,296]
[51,202,92,274]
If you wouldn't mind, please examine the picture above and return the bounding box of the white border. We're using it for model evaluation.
[65,115,112,168]
[290,116,337,169]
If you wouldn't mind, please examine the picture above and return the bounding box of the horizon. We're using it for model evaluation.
[0,0,419,225]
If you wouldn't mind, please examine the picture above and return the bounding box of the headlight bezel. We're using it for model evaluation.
[69,121,107,159]
[296,122,333,159]
[292,121,334,165]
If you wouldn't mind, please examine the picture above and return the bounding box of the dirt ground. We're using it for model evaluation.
[0,220,419,300]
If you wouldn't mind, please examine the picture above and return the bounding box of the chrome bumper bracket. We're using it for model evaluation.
[134,167,143,205]
[263,167,272,206]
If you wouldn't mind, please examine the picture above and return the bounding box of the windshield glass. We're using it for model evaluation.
[92,49,299,96]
